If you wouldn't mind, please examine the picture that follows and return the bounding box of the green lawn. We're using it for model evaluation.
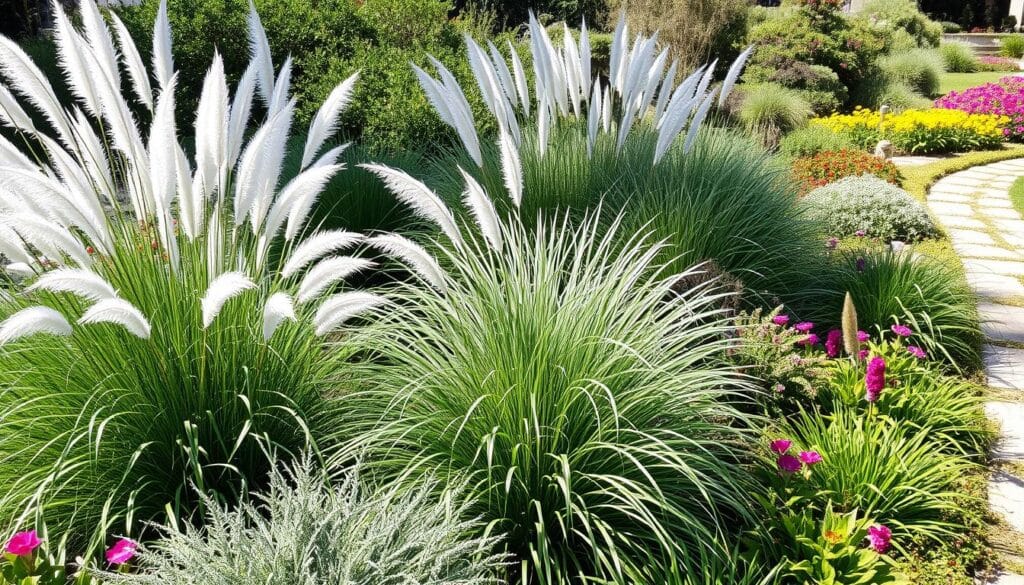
[938,71,1014,95]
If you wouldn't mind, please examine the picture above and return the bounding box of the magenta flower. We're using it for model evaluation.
[826,237,839,250]
[867,524,892,554]
[858,349,870,361]
[857,330,870,342]
[798,333,819,347]
[105,538,137,565]
[794,322,814,333]
[777,454,802,473]
[770,439,792,454]
[855,230,866,237]
[865,356,886,402]
[907,345,926,359]
[825,329,842,358]
[799,450,823,465]
[772,315,790,326]
[6,530,41,556]
[890,324,912,337]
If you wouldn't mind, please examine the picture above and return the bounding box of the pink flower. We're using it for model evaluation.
[794,322,814,333]
[907,345,926,359]
[105,538,137,565]
[855,230,866,237]
[799,450,823,465]
[770,439,792,454]
[857,330,870,342]
[6,530,41,556]
[777,454,802,473]
[825,329,842,358]
[774,383,785,393]
[865,356,886,402]
[772,315,790,326]
[798,333,819,347]
[867,524,892,554]
[858,349,870,360]
[890,324,912,337]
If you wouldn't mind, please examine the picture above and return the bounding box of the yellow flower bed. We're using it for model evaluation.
[810,107,1008,154]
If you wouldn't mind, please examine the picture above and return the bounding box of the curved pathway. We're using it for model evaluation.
[925,159,1024,583]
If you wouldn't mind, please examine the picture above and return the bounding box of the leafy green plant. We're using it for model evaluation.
[802,175,938,242]
[335,188,761,583]
[0,1,385,553]
[1001,34,1024,58]
[877,49,946,97]
[737,83,813,148]
[815,251,982,369]
[783,407,972,542]
[857,0,943,49]
[939,42,980,73]
[95,458,505,584]
[778,125,854,158]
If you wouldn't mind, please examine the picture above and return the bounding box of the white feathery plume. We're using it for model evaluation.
[609,12,628,95]
[313,291,385,336]
[52,4,101,118]
[508,40,530,116]
[26,268,116,301]
[601,84,612,133]
[579,20,591,97]
[0,223,35,266]
[109,11,154,111]
[79,298,151,339]
[201,271,255,329]
[4,213,92,267]
[360,163,463,246]
[247,1,275,107]
[268,56,292,116]
[0,36,74,143]
[5,263,34,277]
[0,83,35,133]
[149,75,178,213]
[233,102,294,230]
[297,256,374,304]
[175,143,201,239]
[301,71,358,169]
[78,0,121,92]
[367,234,447,292]
[683,89,719,154]
[458,166,502,253]
[227,62,258,168]
[309,143,350,170]
[653,95,696,165]
[465,35,503,118]
[32,138,110,248]
[0,134,36,172]
[262,292,296,340]
[0,306,72,346]
[68,108,114,200]
[498,130,522,208]
[248,102,296,233]
[537,96,551,157]
[652,59,678,129]
[413,62,483,167]
[587,81,601,157]
[153,0,174,92]
[194,53,229,202]
[694,59,718,101]
[719,46,754,107]
[281,230,363,278]
[487,41,517,109]
[260,162,343,242]
[561,23,582,116]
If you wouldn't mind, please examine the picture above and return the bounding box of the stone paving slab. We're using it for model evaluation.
[965,258,1024,277]
[950,229,997,245]
[980,198,1015,208]
[987,402,1024,460]
[942,216,988,229]
[990,470,1024,533]
[931,183,987,194]
[979,303,1024,343]
[984,208,1024,220]
[967,272,1024,298]
[994,573,1024,585]
[984,344,1024,390]
[997,219,1024,234]
[955,243,1023,260]
[928,193,973,203]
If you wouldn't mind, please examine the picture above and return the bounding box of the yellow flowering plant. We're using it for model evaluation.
[810,107,1008,154]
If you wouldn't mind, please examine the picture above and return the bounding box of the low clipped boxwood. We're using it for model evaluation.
[802,175,938,242]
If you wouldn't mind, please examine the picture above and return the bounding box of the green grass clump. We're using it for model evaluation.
[737,83,814,147]
[877,49,946,97]
[336,214,761,584]
[1001,34,1024,58]
[778,125,854,158]
[938,42,979,73]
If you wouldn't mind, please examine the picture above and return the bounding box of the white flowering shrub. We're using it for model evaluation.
[802,175,938,242]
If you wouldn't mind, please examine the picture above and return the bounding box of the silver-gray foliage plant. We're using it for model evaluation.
[96,459,506,585]
[802,175,938,242]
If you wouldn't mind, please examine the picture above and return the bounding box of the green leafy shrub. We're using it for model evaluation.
[1001,34,1024,58]
[747,62,848,115]
[940,21,962,33]
[857,0,943,49]
[939,41,980,73]
[96,459,505,584]
[782,407,971,541]
[338,211,760,584]
[877,49,945,97]
[802,175,939,241]
[779,125,855,158]
[850,70,933,111]
[818,251,982,369]
[737,83,813,147]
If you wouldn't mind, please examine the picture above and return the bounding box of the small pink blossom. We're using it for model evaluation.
[770,439,792,454]
[907,345,927,359]
[6,530,41,556]
[794,322,814,333]
[890,324,912,337]
[865,356,886,402]
[798,450,823,465]
[105,538,137,565]
[825,329,842,358]
[798,333,819,347]
[867,524,892,554]
[857,330,870,342]
[772,315,790,326]
[858,349,870,360]
[777,454,802,473]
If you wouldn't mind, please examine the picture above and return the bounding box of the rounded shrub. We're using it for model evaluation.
[337,213,761,584]
[779,126,855,158]
[938,41,979,73]
[1001,34,1024,58]
[802,175,938,242]
[877,49,945,97]
[737,83,814,147]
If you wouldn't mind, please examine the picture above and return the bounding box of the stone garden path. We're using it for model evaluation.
[924,160,1024,584]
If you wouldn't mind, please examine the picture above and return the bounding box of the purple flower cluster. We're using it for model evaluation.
[935,76,1024,140]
